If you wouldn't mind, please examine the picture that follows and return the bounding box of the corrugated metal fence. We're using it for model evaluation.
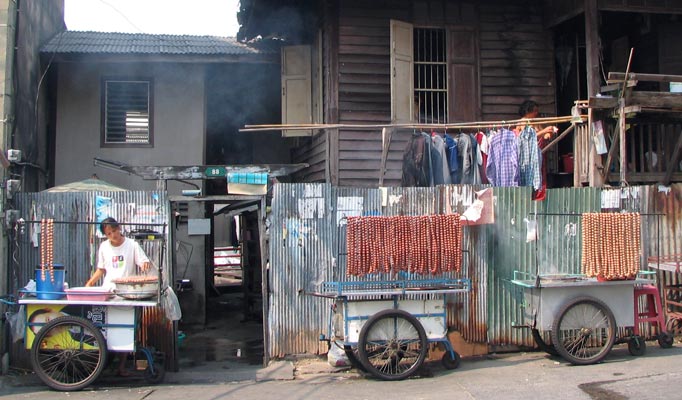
[9,191,175,369]
[268,183,681,357]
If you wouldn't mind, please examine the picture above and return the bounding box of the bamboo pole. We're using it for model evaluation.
[240,115,584,133]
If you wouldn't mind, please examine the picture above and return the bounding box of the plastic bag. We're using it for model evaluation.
[162,287,182,321]
[327,342,350,367]
[6,305,26,343]
[524,218,538,242]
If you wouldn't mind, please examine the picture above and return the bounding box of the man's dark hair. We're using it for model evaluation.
[100,217,120,234]
[518,100,539,117]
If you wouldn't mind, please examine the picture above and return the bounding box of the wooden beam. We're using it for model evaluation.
[379,127,394,186]
[601,122,620,181]
[608,72,682,83]
[630,92,682,109]
[584,0,600,97]
[619,99,627,186]
[662,132,682,186]
[589,96,618,109]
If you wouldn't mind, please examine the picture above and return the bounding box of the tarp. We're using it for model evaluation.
[43,177,127,192]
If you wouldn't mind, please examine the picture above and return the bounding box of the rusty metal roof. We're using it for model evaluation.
[41,31,273,56]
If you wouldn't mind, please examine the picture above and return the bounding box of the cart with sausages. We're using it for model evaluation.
[312,214,470,380]
[511,211,674,365]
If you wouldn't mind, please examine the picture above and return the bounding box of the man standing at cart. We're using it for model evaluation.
[85,217,153,376]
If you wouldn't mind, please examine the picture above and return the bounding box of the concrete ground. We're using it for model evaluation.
[2,340,682,399]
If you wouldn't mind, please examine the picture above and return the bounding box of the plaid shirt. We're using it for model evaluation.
[485,128,519,187]
[518,126,542,190]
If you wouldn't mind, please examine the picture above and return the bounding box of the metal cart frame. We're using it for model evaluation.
[313,278,470,380]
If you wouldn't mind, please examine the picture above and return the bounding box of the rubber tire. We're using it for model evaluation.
[628,336,646,356]
[531,328,559,356]
[658,332,674,349]
[343,345,367,372]
[441,350,461,370]
[357,309,428,381]
[144,362,165,384]
[30,315,107,391]
[550,296,616,365]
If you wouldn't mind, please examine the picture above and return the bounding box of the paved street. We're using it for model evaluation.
[2,343,681,399]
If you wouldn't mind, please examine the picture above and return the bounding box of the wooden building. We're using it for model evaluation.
[239,0,682,188]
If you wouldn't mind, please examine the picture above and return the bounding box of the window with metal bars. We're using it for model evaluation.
[414,28,448,124]
[102,80,152,146]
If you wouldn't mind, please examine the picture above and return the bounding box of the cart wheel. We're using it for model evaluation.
[550,296,616,365]
[441,350,461,370]
[357,309,427,381]
[628,335,646,356]
[30,315,107,391]
[657,332,674,349]
[531,329,559,356]
[343,345,367,372]
[666,318,682,336]
[144,362,165,384]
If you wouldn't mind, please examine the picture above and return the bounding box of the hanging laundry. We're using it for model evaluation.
[431,134,452,185]
[485,128,519,187]
[401,132,429,187]
[475,131,489,184]
[421,132,435,186]
[467,133,482,185]
[444,133,459,183]
[533,136,550,201]
[517,126,542,190]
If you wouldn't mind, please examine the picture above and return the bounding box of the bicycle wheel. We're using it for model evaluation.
[357,309,427,380]
[30,315,107,391]
[550,296,616,365]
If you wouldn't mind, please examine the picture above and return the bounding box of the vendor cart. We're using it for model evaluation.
[18,295,165,391]
[511,271,674,365]
[9,219,170,391]
[311,214,470,380]
[314,278,470,380]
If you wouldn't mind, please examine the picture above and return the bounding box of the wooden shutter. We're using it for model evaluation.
[281,45,313,137]
[448,26,479,122]
[390,20,414,123]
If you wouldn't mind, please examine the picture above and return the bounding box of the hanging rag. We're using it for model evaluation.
[485,128,519,187]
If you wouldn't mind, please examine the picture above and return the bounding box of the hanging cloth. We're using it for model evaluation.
[401,132,428,187]
[444,134,459,183]
[485,128,519,187]
[475,131,489,184]
[517,126,542,190]
[431,134,452,185]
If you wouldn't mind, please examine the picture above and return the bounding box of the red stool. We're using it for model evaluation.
[633,284,665,336]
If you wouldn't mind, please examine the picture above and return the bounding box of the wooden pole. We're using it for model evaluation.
[585,0,603,187]
[619,48,634,186]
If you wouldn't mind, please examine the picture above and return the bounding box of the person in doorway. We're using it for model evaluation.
[85,217,152,376]
[517,100,557,140]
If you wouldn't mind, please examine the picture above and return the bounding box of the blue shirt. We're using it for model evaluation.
[485,128,519,187]
[517,126,542,190]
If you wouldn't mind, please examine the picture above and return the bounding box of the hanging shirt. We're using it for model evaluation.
[401,133,429,187]
[517,126,542,190]
[475,132,489,184]
[485,128,519,187]
[420,132,435,186]
[431,135,452,185]
[444,134,459,182]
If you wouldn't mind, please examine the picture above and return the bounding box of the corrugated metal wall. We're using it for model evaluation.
[268,183,682,357]
[9,191,174,369]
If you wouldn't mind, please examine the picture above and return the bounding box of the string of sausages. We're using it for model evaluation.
[581,212,640,280]
[346,214,462,276]
[40,218,55,283]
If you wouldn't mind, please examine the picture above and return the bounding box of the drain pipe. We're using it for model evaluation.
[0,0,18,371]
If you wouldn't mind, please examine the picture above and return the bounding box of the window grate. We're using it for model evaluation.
[104,80,151,145]
[414,28,448,124]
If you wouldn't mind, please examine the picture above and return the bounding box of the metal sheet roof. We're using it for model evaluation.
[41,31,273,56]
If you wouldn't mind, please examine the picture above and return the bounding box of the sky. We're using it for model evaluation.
[64,0,241,37]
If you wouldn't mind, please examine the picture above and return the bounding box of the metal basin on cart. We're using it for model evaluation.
[512,272,658,365]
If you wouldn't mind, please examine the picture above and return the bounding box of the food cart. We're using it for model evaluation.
[13,220,169,391]
[311,214,470,380]
[511,211,674,365]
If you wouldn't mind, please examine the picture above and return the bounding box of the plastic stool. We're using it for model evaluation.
[633,284,665,336]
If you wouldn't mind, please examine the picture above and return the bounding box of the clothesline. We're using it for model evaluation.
[239,115,585,132]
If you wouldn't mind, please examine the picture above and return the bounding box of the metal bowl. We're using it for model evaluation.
[113,280,159,300]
